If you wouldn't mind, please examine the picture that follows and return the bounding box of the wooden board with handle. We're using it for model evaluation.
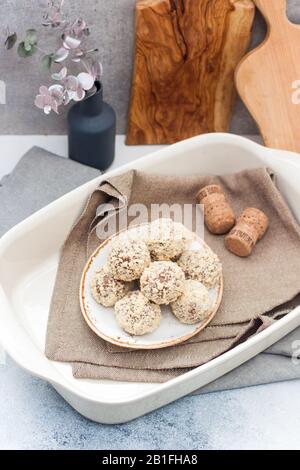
[126,0,255,145]
[236,0,300,153]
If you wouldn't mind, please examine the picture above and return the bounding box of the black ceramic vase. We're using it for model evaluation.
[68,81,116,171]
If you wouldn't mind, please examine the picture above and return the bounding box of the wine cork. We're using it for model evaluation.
[196,184,235,235]
[237,207,269,240]
[197,184,224,203]
[225,208,269,257]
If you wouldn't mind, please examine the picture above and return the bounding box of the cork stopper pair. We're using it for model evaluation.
[196,185,269,257]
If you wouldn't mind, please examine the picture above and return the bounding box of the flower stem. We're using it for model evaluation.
[36,45,51,55]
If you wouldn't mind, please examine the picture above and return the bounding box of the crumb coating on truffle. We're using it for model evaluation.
[140,261,186,305]
[171,280,211,324]
[108,238,151,281]
[178,249,222,288]
[115,291,161,335]
[146,218,191,261]
[91,266,132,307]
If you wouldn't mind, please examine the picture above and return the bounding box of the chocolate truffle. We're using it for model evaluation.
[178,249,222,288]
[140,261,186,305]
[91,266,132,307]
[115,291,161,336]
[171,280,211,324]
[146,218,191,261]
[108,238,151,282]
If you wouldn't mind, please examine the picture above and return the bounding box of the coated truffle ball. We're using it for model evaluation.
[146,218,191,261]
[91,266,132,307]
[171,280,211,324]
[178,249,222,288]
[140,261,186,305]
[108,238,151,281]
[115,291,161,336]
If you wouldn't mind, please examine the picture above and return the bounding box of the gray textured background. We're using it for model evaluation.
[0,0,300,135]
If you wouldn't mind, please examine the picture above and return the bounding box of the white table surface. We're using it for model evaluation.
[0,135,299,450]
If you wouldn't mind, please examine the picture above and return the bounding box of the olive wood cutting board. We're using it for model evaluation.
[126,0,255,145]
[236,0,300,153]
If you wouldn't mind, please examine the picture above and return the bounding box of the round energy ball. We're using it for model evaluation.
[115,291,161,336]
[178,248,222,288]
[91,266,132,307]
[108,238,151,282]
[171,280,211,324]
[140,261,186,305]
[146,218,191,261]
[112,225,150,244]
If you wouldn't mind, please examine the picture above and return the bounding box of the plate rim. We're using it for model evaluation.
[79,224,224,350]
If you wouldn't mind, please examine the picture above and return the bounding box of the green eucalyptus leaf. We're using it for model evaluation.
[4,32,17,50]
[41,53,53,69]
[17,41,37,57]
[17,42,27,57]
[26,29,37,45]
[27,44,37,56]
[24,40,32,52]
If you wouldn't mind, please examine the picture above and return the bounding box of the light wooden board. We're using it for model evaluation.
[236,0,300,153]
[126,0,255,145]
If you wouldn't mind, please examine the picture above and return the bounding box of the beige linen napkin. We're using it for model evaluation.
[45,168,300,382]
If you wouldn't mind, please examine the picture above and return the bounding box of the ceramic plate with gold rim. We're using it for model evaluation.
[80,225,223,350]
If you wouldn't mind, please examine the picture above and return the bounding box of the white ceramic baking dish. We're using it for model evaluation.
[1,133,300,424]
